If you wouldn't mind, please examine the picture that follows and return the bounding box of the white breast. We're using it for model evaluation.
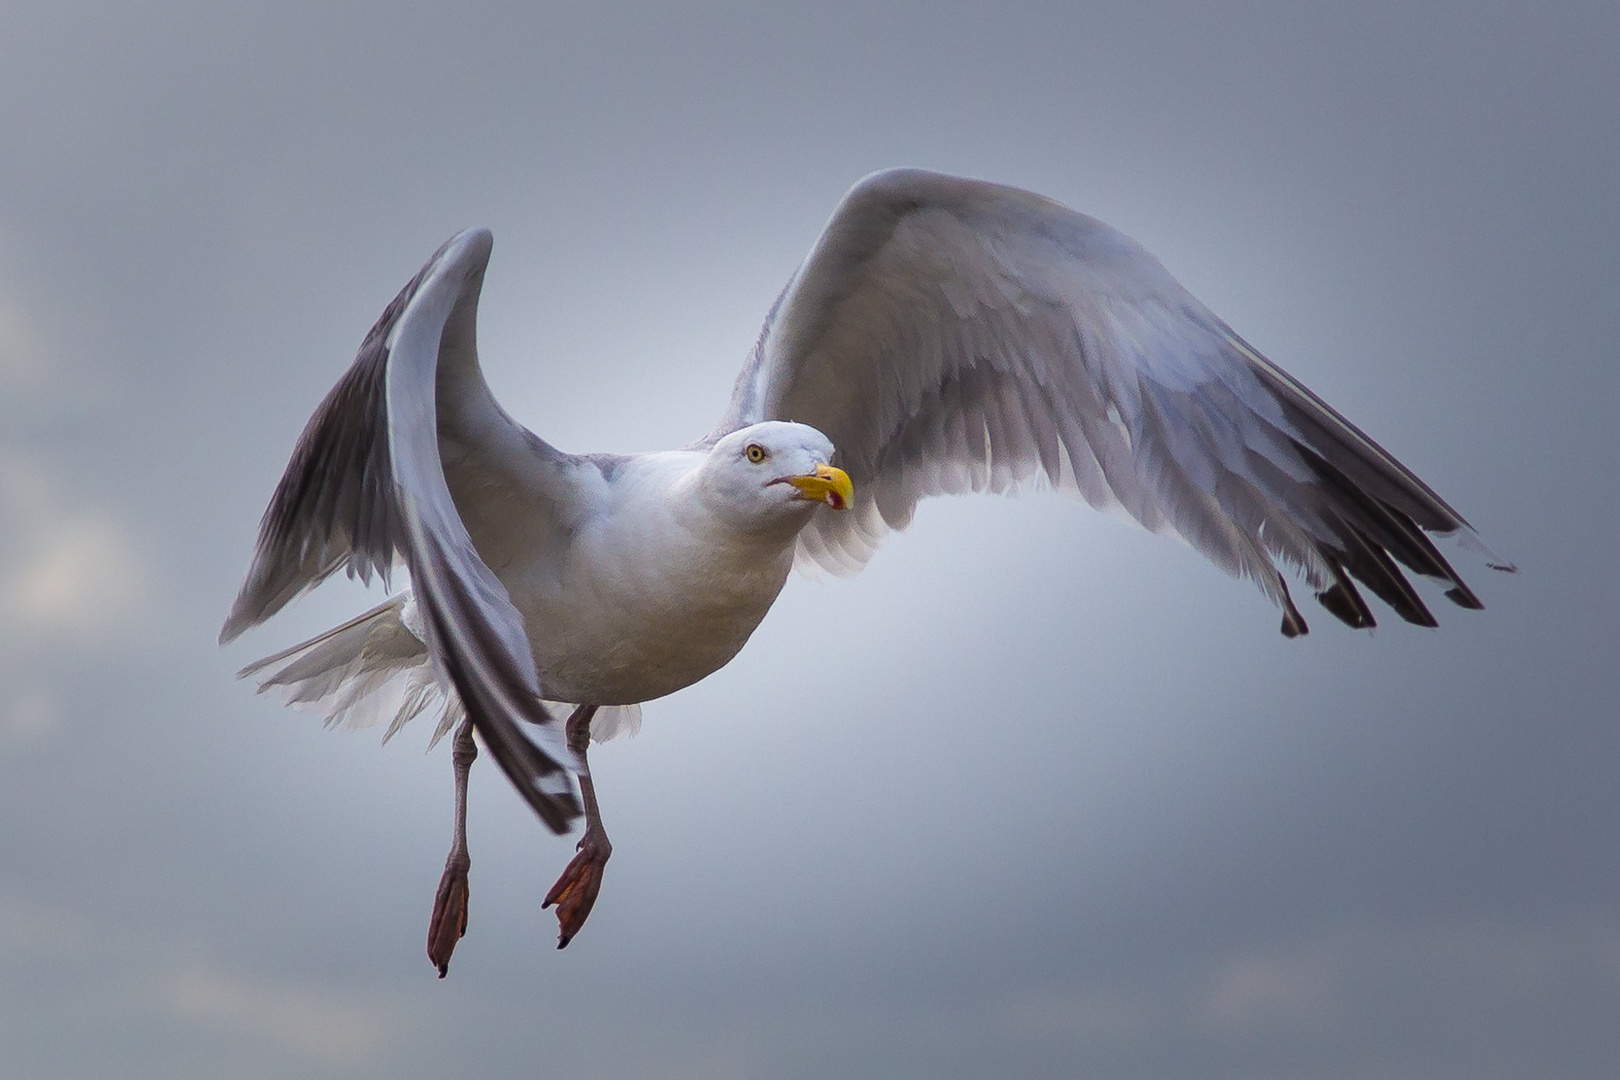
[499,452,799,705]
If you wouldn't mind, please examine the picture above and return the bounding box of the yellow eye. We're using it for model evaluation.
[745,443,767,464]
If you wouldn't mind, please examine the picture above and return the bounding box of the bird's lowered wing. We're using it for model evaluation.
[720,169,1512,633]
[222,229,583,831]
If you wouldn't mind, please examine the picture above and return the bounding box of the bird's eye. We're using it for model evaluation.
[745,443,767,464]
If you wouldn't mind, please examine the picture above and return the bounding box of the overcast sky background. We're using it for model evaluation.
[0,2,1615,1077]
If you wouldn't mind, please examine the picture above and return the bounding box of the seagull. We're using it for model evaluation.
[221,168,1511,976]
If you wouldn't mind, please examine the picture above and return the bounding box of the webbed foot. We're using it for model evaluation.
[542,831,610,948]
[427,849,471,977]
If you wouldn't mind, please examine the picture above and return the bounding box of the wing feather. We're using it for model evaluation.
[721,168,1511,631]
[224,229,583,831]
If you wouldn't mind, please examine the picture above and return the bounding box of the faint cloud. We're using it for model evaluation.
[0,277,142,645]
[576,1023,768,1080]
[1199,951,1338,1034]
[4,515,147,634]
[997,987,1153,1042]
[0,454,149,643]
[165,964,395,1070]
[0,275,102,417]
[0,891,398,1070]
[1194,920,1620,1041]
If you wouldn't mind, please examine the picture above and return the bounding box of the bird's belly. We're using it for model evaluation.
[509,547,794,706]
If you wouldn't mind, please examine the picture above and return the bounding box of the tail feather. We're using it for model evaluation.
[241,592,643,747]
[242,594,452,743]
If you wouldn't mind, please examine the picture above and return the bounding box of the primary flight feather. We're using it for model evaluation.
[223,168,1509,971]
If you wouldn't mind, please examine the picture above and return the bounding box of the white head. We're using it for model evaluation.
[695,421,853,538]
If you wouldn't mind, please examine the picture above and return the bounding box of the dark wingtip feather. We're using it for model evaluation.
[1316,582,1377,630]
[1274,433,1494,629]
[1313,550,1377,630]
[1336,524,1440,628]
[1278,576,1309,638]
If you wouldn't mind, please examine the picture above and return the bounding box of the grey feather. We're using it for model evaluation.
[238,595,453,744]
[223,230,582,832]
[721,168,1512,630]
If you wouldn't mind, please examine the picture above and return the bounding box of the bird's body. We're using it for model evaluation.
[223,168,1510,969]
[460,440,818,705]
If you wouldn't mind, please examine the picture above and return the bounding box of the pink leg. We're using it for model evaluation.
[542,705,609,948]
[426,715,476,977]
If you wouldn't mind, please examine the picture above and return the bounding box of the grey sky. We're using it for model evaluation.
[1,2,1615,1077]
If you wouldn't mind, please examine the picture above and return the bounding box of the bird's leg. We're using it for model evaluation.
[427,714,477,978]
[542,704,608,948]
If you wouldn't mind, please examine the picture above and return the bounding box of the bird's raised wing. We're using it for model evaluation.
[720,169,1511,634]
[222,229,583,831]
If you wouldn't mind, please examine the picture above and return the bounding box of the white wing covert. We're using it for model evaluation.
[721,169,1510,634]
[222,230,583,832]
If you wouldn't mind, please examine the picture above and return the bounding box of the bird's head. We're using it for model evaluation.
[697,421,854,536]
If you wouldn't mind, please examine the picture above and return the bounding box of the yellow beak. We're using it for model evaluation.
[786,463,854,510]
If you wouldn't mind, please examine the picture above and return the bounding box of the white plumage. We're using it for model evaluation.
[222,168,1509,962]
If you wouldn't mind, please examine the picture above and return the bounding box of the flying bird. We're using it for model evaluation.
[221,168,1511,976]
